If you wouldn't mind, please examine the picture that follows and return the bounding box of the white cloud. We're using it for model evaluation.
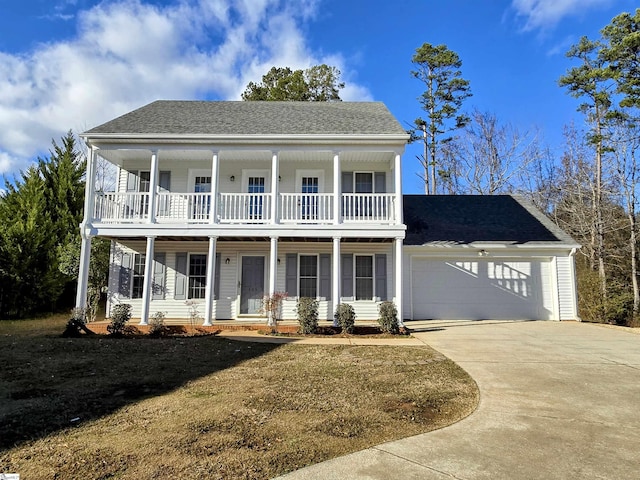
[511,0,613,31]
[0,0,371,178]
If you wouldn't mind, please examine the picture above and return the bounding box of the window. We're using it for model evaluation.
[188,254,207,299]
[355,255,373,300]
[248,176,265,218]
[192,176,212,220]
[132,253,145,299]
[355,172,373,193]
[301,177,319,219]
[299,255,318,298]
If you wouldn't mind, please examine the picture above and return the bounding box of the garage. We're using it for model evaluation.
[409,257,555,320]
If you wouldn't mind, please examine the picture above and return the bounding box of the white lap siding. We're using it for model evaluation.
[107,240,394,321]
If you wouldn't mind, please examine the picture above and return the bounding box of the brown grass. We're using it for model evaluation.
[0,315,478,480]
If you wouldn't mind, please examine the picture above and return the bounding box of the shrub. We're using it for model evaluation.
[62,307,88,337]
[261,291,288,327]
[149,311,167,336]
[108,304,132,335]
[377,301,399,334]
[334,303,356,334]
[296,297,319,334]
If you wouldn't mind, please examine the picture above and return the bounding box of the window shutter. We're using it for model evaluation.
[174,253,188,300]
[375,172,386,193]
[286,254,298,296]
[375,254,387,301]
[319,254,331,299]
[341,172,353,193]
[341,254,353,298]
[152,253,166,300]
[126,170,138,192]
[214,253,221,300]
[119,252,133,298]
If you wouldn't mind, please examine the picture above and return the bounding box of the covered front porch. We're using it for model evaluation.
[96,236,405,326]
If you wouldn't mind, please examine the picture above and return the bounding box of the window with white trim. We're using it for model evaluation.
[188,254,207,299]
[299,255,318,298]
[132,253,145,299]
[355,255,374,300]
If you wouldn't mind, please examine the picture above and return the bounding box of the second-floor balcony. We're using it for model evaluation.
[92,191,398,225]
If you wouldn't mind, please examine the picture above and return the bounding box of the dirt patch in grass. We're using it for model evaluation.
[0,315,479,480]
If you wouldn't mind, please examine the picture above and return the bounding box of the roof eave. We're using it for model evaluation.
[81,133,410,146]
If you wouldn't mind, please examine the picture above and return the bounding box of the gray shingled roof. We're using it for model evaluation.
[403,195,577,246]
[84,101,408,137]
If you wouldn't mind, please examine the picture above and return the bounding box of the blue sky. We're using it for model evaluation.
[0,0,636,193]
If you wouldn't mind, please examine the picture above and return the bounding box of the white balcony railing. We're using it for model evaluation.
[342,193,396,223]
[93,192,396,224]
[94,192,150,222]
[218,193,271,223]
[156,192,211,222]
[279,193,333,223]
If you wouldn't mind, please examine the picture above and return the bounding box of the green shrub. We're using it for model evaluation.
[377,301,399,334]
[149,311,166,336]
[334,303,356,334]
[296,297,319,334]
[107,304,132,335]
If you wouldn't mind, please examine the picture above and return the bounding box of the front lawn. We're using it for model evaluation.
[0,315,478,479]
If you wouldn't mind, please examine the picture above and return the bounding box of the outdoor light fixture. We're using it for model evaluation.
[478,249,488,257]
[277,258,281,264]
[225,258,231,264]
[230,175,235,182]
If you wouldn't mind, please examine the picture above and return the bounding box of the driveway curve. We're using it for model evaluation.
[278,320,640,479]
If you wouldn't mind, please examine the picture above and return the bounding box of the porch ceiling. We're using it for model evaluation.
[97,148,395,166]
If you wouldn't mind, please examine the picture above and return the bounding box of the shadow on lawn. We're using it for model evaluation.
[0,332,281,450]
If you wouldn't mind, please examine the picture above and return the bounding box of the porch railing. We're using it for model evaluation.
[218,193,271,223]
[342,193,396,223]
[279,193,334,223]
[94,192,150,222]
[93,192,396,224]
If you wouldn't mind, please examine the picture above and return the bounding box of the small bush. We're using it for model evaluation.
[377,301,399,334]
[296,297,319,334]
[149,311,166,336]
[334,303,356,334]
[108,304,132,335]
[62,308,88,337]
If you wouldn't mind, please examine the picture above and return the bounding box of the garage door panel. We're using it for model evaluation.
[411,258,553,320]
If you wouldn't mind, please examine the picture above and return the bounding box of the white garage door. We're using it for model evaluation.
[411,258,554,320]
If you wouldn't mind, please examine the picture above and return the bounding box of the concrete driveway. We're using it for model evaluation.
[279,320,640,479]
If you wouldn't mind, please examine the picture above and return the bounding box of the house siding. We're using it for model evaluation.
[107,240,394,322]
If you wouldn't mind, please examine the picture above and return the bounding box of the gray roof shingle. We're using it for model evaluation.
[403,195,577,246]
[84,101,408,137]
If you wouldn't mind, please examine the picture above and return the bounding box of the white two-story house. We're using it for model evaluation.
[76,101,408,325]
[76,100,581,325]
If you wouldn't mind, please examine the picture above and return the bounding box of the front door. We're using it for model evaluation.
[240,256,265,315]
[301,176,319,220]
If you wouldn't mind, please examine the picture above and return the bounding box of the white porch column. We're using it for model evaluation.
[83,146,97,222]
[75,233,92,309]
[271,151,279,224]
[268,236,278,326]
[204,236,217,325]
[394,237,404,327]
[332,237,341,326]
[140,236,156,325]
[333,151,341,224]
[394,152,403,224]
[209,151,219,224]
[147,149,159,223]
